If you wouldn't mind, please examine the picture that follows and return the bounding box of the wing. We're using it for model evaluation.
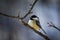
[36,20,41,28]
[36,20,47,34]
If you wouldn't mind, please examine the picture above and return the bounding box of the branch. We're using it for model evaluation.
[20,19,50,40]
[47,22,60,31]
[0,13,19,18]
[20,0,38,19]
[0,0,38,19]
[0,13,50,40]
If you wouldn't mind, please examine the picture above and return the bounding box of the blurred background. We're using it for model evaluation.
[0,0,60,40]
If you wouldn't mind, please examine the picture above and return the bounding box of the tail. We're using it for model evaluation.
[41,28,47,34]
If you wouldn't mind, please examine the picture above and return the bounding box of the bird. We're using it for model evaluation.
[28,15,46,34]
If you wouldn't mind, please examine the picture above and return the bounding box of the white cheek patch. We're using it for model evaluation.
[33,18,39,20]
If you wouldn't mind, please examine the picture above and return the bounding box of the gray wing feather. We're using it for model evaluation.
[36,20,47,34]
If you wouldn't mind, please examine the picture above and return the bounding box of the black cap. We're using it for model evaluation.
[31,15,37,18]
[30,15,38,20]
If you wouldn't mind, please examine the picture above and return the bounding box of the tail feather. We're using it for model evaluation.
[41,28,47,34]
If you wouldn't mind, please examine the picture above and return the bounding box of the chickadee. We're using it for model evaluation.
[28,15,46,34]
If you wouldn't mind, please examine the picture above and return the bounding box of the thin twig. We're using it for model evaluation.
[0,0,38,19]
[47,22,60,31]
[20,0,38,19]
[0,13,18,18]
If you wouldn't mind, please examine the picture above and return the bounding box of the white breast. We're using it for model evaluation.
[28,20,40,30]
[28,20,35,27]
